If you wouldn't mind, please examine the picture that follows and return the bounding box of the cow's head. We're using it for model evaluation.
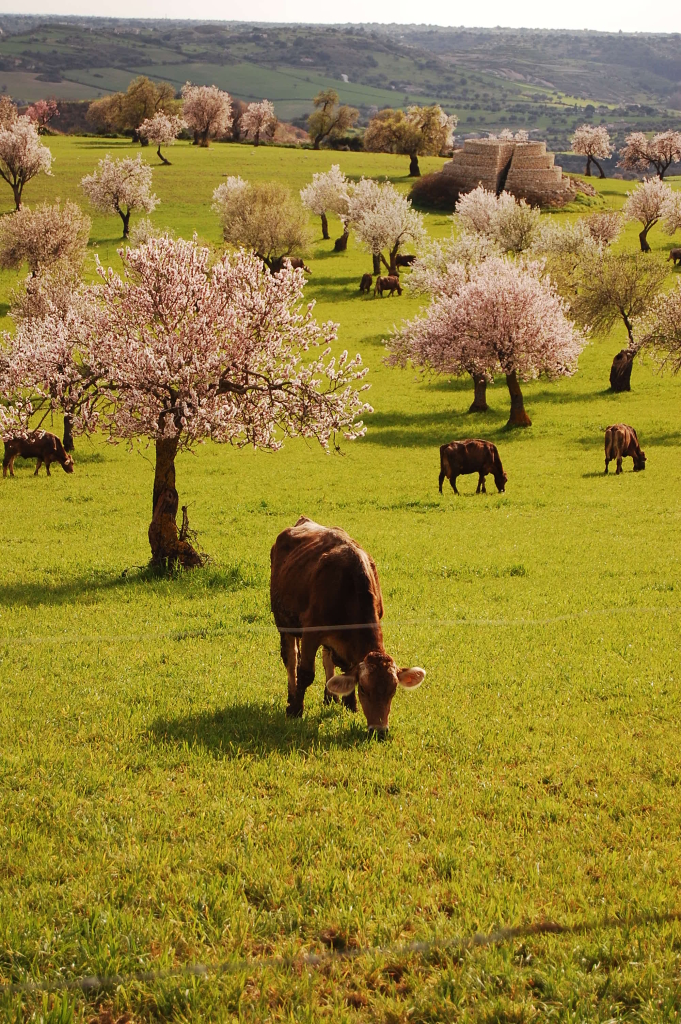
[494,469,508,493]
[325,650,425,738]
[633,449,646,471]
[62,453,74,474]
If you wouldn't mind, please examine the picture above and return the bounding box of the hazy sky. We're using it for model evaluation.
[2,0,680,32]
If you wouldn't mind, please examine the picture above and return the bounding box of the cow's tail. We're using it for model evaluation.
[438,445,448,493]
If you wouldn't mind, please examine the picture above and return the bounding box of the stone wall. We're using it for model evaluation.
[442,138,575,206]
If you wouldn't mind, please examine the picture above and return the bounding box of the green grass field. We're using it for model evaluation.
[1,139,681,1024]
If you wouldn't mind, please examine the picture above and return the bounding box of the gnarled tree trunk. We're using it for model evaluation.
[321,212,329,240]
[372,253,381,275]
[409,153,420,177]
[62,414,74,453]
[149,437,203,568]
[506,370,531,427]
[592,157,606,179]
[469,374,488,413]
[639,225,652,252]
[157,145,170,165]
[333,228,349,251]
[609,349,636,392]
[585,155,592,176]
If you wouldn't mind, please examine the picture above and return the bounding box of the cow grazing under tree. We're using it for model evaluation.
[439,439,507,495]
[374,275,402,297]
[604,424,646,475]
[359,273,372,293]
[270,516,425,737]
[3,430,74,477]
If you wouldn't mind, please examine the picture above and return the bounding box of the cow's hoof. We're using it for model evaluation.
[286,704,304,718]
[367,727,389,741]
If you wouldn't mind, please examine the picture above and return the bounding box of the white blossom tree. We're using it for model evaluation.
[619,131,681,180]
[0,115,52,210]
[81,155,158,239]
[661,189,681,237]
[213,177,310,270]
[643,281,681,375]
[2,236,371,566]
[622,177,673,252]
[346,178,425,275]
[300,164,349,241]
[571,124,612,177]
[387,256,585,425]
[181,83,232,147]
[585,211,623,246]
[456,186,540,253]
[138,112,186,165]
[241,100,277,147]
[0,200,90,277]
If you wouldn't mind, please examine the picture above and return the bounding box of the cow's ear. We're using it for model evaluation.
[397,667,426,690]
[326,672,356,697]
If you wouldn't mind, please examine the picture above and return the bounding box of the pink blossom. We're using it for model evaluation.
[0,115,52,210]
[571,125,612,176]
[240,100,277,146]
[181,83,233,146]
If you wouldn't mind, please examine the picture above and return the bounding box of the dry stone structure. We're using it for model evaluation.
[442,139,575,206]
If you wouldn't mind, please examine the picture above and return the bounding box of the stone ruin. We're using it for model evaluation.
[442,139,577,206]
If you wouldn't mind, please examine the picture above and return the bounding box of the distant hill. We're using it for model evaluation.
[0,17,679,150]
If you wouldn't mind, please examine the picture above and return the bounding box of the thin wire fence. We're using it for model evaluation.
[3,910,680,996]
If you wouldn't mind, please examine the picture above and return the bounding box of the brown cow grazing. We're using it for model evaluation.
[270,516,425,737]
[374,275,402,297]
[604,423,646,474]
[439,439,507,495]
[395,254,416,267]
[3,430,74,478]
[668,248,681,266]
[359,273,373,293]
[269,256,311,275]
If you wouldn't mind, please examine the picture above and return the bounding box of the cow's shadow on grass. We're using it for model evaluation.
[148,701,368,757]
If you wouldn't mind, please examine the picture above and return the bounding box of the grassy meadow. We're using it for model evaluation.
[1,138,681,1023]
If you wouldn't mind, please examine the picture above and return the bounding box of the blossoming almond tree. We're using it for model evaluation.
[300,164,349,241]
[0,115,52,210]
[619,131,681,180]
[241,100,277,147]
[26,99,59,134]
[387,256,585,426]
[456,186,539,253]
[571,124,612,178]
[622,177,673,252]
[81,155,158,239]
[643,281,681,375]
[181,83,233,147]
[661,189,681,237]
[347,178,425,275]
[0,200,91,277]
[138,112,186,165]
[3,237,371,567]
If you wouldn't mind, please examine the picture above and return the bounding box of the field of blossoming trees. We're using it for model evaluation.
[1,135,681,1023]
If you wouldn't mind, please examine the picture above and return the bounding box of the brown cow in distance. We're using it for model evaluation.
[604,423,646,474]
[395,254,416,267]
[374,275,402,297]
[3,431,74,478]
[439,439,507,495]
[359,273,373,293]
[269,256,311,275]
[270,516,425,737]
[668,248,681,266]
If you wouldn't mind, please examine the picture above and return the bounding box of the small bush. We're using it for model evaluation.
[409,172,460,212]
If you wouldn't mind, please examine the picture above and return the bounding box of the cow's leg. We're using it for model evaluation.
[450,475,459,495]
[616,456,622,475]
[294,633,318,716]
[323,646,338,705]
[34,459,42,476]
[45,458,52,477]
[604,456,609,474]
[476,472,487,494]
[9,456,15,478]
[281,633,302,717]
[438,469,445,493]
[2,458,8,478]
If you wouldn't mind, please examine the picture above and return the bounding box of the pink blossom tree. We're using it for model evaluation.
[387,256,585,426]
[585,211,623,246]
[0,115,52,210]
[0,200,90,277]
[3,237,371,567]
[26,99,59,134]
[80,154,158,239]
[241,100,277,147]
[571,124,612,177]
[346,178,425,275]
[643,281,681,375]
[181,83,233,147]
[619,131,681,180]
[138,112,186,165]
[300,164,349,241]
[662,189,681,238]
[456,186,540,253]
[622,177,673,252]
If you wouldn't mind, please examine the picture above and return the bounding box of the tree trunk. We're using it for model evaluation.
[506,371,532,427]
[639,226,651,252]
[148,436,203,568]
[372,253,381,275]
[609,349,635,392]
[313,137,321,151]
[139,134,149,147]
[200,129,210,147]
[193,131,199,146]
[157,144,170,165]
[62,414,74,453]
[321,212,329,240]
[12,183,21,210]
[334,228,349,251]
[469,374,488,412]
[120,209,131,239]
[585,155,592,176]
[592,157,606,178]
[409,153,420,177]
[389,247,399,276]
